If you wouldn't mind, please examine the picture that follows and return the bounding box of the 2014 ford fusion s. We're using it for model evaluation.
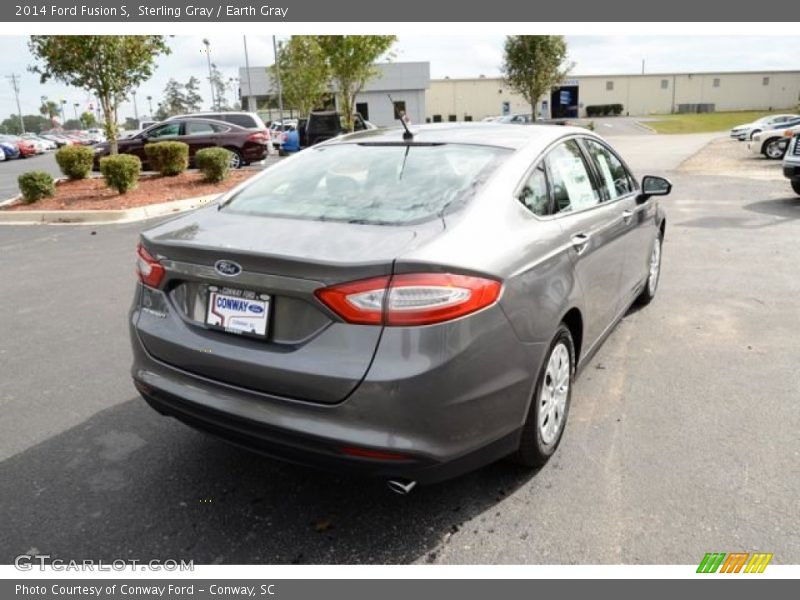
[129,123,671,493]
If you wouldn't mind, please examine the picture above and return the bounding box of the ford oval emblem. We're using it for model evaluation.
[214,260,242,277]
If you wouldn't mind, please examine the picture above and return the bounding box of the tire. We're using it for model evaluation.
[226,148,243,169]
[511,324,575,468]
[763,138,787,160]
[792,179,800,196]
[637,230,663,306]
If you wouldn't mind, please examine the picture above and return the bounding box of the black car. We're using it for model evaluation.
[305,111,373,146]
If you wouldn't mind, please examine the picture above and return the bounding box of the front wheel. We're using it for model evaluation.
[763,139,787,160]
[511,325,575,468]
[791,179,800,196]
[637,231,663,306]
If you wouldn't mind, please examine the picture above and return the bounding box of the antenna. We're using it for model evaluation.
[387,94,413,141]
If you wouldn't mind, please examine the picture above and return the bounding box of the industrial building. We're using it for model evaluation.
[239,62,430,126]
[426,70,800,121]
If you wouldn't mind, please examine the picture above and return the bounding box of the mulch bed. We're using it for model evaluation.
[4,171,258,211]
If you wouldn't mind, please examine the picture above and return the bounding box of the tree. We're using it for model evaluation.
[162,78,187,116]
[1,114,52,134]
[39,100,60,119]
[501,35,572,121]
[184,76,203,113]
[80,111,97,128]
[123,117,139,131]
[62,119,83,130]
[316,35,396,132]
[28,35,171,153]
[270,36,331,118]
[209,64,228,110]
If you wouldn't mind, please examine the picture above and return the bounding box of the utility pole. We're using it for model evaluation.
[272,35,285,125]
[243,35,254,112]
[8,74,25,133]
[203,38,215,110]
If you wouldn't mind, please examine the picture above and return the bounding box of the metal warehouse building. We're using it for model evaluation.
[427,70,800,121]
[239,62,430,127]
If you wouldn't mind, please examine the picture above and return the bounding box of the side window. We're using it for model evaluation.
[226,114,255,128]
[149,123,181,138]
[184,121,216,136]
[583,139,636,201]
[518,163,550,217]
[544,140,601,214]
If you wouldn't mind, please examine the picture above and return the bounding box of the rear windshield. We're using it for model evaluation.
[222,143,510,225]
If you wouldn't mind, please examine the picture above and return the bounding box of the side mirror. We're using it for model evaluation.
[638,175,672,203]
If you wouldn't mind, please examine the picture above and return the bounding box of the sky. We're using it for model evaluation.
[1,35,798,122]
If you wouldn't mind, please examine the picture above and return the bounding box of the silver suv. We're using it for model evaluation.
[783,133,800,196]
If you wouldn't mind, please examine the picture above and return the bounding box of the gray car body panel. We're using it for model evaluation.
[130,123,666,481]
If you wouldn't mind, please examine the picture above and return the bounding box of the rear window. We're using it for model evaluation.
[222,114,258,128]
[223,143,511,225]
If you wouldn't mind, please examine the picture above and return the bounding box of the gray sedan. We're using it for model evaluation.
[129,123,671,493]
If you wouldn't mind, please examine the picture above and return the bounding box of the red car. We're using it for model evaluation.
[0,135,38,157]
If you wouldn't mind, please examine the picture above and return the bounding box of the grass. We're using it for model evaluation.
[645,109,798,134]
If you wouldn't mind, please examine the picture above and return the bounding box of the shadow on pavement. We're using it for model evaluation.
[0,397,538,564]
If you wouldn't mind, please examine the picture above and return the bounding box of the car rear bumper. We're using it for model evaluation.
[130,303,544,484]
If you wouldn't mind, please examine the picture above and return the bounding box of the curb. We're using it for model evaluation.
[0,194,219,225]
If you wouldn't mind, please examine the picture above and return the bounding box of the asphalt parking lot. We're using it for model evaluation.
[0,134,798,565]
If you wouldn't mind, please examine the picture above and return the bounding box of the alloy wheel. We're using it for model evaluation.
[538,342,570,445]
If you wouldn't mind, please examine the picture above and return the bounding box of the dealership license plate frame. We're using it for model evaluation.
[205,286,270,340]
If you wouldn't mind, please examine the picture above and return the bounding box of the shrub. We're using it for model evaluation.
[586,104,625,118]
[144,141,189,176]
[55,145,94,180]
[100,154,141,194]
[18,171,55,204]
[195,147,232,183]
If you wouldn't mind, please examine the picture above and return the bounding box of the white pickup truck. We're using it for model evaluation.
[783,133,800,195]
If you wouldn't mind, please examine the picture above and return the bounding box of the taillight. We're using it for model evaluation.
[248,131,269,143]
[136,243,165,288]
[315,273,502,326]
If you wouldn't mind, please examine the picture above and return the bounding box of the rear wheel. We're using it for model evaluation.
[512,325,575,468]
[226,148,243,169]
[763,139,787,160]
[792,179,800,196]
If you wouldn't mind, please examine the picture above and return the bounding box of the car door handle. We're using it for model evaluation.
[622,209,634,224]
[571,233,591,254]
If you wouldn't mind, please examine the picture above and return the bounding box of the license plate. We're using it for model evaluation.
[206,287,269,338]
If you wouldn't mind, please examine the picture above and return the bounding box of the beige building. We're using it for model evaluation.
[426,70,800,121]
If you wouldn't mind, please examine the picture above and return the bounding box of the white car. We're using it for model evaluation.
[783,133,800,195]
[748,120,800,159]
[730,114,798,141]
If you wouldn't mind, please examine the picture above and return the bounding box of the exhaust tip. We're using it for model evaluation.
[386,479,417,495]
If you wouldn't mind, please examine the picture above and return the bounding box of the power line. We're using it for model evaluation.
[7,74,25,133]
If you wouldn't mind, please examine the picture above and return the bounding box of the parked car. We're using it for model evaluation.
[129,123,671,491]
[730,114,799,141]
[0,141,21,160]
[0,135,37,157]
[496,114,533,124]
[93,118,269,169]
[40,133,73,148]
[305,111,375,146]
[747,119,800,159]
[783,132,800,195]
[20,133,56,152]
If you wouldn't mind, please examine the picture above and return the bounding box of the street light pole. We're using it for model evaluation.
[7,74,25,133]
[203,38,215,110]
[147,96,154,118]
[73,102,79,123]
[243,35,254,112]
[60,99,67,127]
[272,35,285,126]
[132,90,139,123]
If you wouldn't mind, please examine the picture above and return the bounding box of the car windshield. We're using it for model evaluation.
[223,143,511,225]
